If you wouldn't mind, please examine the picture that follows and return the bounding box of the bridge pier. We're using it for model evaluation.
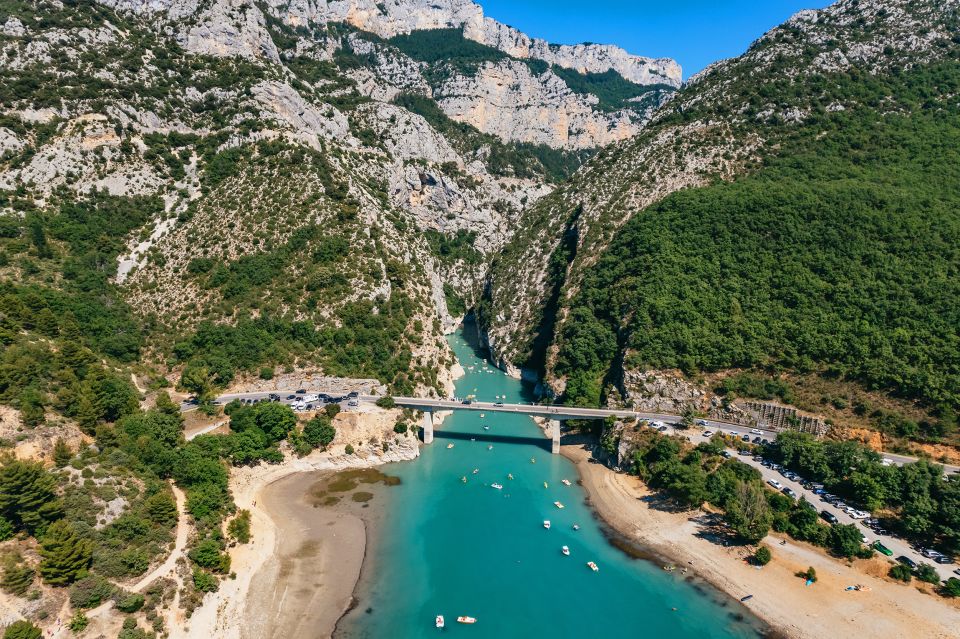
[549,419,561,454]
[421,410,434,445]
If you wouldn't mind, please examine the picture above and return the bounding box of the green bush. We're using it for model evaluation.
[375,396,396,409]
[941,577,960,597]
[753,546,772,566]
[344,444,355,455]
[889,564,913,582]
[192,568,218,593]
[69,575,116,608]
[915,563,940,584]
[115,591,145,613]
[393,422,408,434]
[39,520,92,585]
[227,510,251,544]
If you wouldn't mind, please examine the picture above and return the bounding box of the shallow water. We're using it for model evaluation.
[337,323,764,638]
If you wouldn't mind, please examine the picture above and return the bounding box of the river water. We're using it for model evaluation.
[337,322,764,639]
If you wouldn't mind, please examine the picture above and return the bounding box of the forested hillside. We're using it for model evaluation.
[484,0,960,450]
[558,62,960,442]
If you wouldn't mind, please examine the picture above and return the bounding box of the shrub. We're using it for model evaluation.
[258,367,274,380]
[915,563,940,584]
[69,575,116,608]
[753,546,772,566]
[393,422,408,434]
[115,591,145,613]
[344,444,355,455]
[375,396,395,409]
[941,577,960,597]
[889,564,913,582]
[192,568,218,593]
[188,538,230,572]
[227,510,251,544]
[68,612,89,632]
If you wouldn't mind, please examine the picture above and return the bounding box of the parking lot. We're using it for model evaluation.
[653,421,959,582]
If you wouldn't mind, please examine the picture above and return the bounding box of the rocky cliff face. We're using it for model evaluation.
[434,60,649,150]
[265,0,682,86]
[84,0,679,150]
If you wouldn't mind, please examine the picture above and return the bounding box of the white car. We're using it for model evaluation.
[750,428,763,435]
[767,479,784,490]
[702,430,713,437]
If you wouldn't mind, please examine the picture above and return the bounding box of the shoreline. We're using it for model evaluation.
[561,441,960,639]
[242,469,391,639]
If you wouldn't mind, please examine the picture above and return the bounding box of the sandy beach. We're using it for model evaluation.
[562,442,960,639]
[242,469,393,639]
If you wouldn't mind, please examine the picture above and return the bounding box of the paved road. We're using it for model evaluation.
[185,391,959,475]
[187,388,958,579]
[659,423,959,581]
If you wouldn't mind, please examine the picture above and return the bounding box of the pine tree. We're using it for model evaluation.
[52,438,72,468]
[1,561,35,596]
[38,520,92,585]
[75,392,99,433]
[3,620,41,639]
[0,460,62,535]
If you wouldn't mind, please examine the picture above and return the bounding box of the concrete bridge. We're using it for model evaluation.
[369,396,643,454]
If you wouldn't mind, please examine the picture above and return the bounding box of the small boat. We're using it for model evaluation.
[554,501,565,509]
[472,468,479,474]
[562,546,570,556]
[543,481,548,488]
[457,616,476,624]
[561,479,572,486]
[507,473,514,480]
[491,483,503,490]
[543,520,551,529]
[436,615,445,628]
[487,445,493,450]
[740,595,753,602]
[461,476,467,483]
[587,561,599,572]
[447,443,455,449]
[572,524,580,530]
[530,458,536,464]
[480,413,485,418]
[483,426,490,430]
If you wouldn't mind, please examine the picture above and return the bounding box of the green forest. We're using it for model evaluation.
[557,66,960,441]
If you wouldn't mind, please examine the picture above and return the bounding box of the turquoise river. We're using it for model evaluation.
[337,323,766,638]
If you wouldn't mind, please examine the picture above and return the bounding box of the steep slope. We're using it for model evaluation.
[0,0,676,399]
[483,0,960,443]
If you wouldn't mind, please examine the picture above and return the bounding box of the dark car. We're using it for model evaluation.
[820,511,839,525]
[296,389,306,394]
[286,395,296,400]
[896,556,918,570]
[741,434,750,442]
[934,555,954,565]
[348,391,359,399]
[462,399,473,405]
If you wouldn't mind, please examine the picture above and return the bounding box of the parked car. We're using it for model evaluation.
[696,420,708,427]
[782,487,798,499]
[821,511,839,524]
[767,479,784,490]
[286,394,296,400]
[934,555,954,565]
[896,556,918,570]
[741,434,750,442]
[873,541,893,556]
[461,399,473,405]
[750,428,763,435]
[296,389,306,394]
[702,430,713,437]
[752,436,762,444]
[922,548,943,559]
[494,401,504,407]
[953,568,960,577]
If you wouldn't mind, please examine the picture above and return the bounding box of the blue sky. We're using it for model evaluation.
[479,0,832,78]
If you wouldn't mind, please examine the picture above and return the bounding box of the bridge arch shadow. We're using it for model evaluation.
[424,429,553,452]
